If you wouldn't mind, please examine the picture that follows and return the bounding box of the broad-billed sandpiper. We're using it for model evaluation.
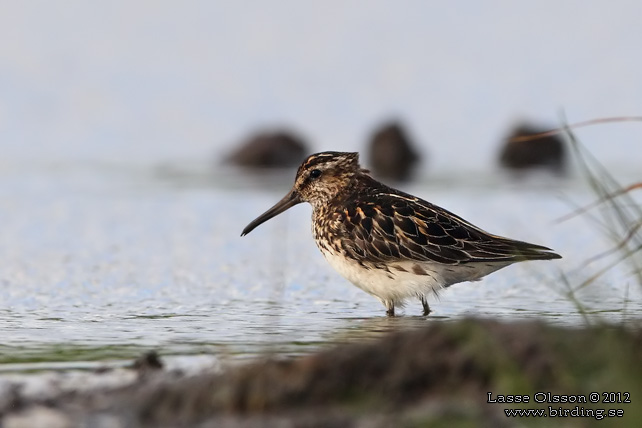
[241,152,561,316]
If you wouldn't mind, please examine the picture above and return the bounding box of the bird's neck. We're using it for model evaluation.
[310,173,372,213]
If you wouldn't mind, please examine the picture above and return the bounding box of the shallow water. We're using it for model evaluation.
[0,161,641,371]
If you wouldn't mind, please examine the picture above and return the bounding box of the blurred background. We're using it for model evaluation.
[1,0,641,171]
[1,1,641,366]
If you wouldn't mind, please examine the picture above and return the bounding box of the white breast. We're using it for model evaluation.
[319,249,443,306]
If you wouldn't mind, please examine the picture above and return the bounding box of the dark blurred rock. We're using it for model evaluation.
[368,122,421,181]
[499,124,566,173]
[227,130,309,168]
[133,351,164,374]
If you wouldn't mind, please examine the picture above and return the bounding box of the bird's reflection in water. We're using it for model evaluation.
[325,314,450,344]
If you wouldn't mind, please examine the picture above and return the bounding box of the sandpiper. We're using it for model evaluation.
[241,152,561,316]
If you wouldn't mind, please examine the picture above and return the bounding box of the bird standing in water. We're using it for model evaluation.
[241,152,561,316]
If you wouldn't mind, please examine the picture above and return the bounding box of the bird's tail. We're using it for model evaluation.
[507,240,562,261]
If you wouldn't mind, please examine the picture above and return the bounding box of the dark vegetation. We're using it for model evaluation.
[3,320,641,427]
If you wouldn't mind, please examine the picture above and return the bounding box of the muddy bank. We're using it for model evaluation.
[3,319,642,427]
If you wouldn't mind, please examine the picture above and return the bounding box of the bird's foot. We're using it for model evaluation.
[421,297,431,316]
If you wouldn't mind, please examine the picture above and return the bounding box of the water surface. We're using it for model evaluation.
[0,161,640,370]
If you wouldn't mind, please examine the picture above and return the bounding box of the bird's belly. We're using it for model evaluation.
[320,250,443,303]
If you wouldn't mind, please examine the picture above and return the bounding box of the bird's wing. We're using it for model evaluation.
[336,191,560,265]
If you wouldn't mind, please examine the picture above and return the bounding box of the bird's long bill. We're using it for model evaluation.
[241,189,302,236]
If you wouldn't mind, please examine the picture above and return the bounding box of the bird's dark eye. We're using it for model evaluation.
[309,169,322,179]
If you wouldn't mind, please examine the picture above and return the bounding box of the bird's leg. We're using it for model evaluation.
[421,296,431,316]
[385,301,395,317]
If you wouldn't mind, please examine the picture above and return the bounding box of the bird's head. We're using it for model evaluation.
[241,151,365,236]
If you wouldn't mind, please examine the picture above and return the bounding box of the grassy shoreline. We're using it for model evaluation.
[2,319,641,427]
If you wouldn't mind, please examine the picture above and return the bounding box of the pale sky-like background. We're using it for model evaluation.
[1,0,641,172]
